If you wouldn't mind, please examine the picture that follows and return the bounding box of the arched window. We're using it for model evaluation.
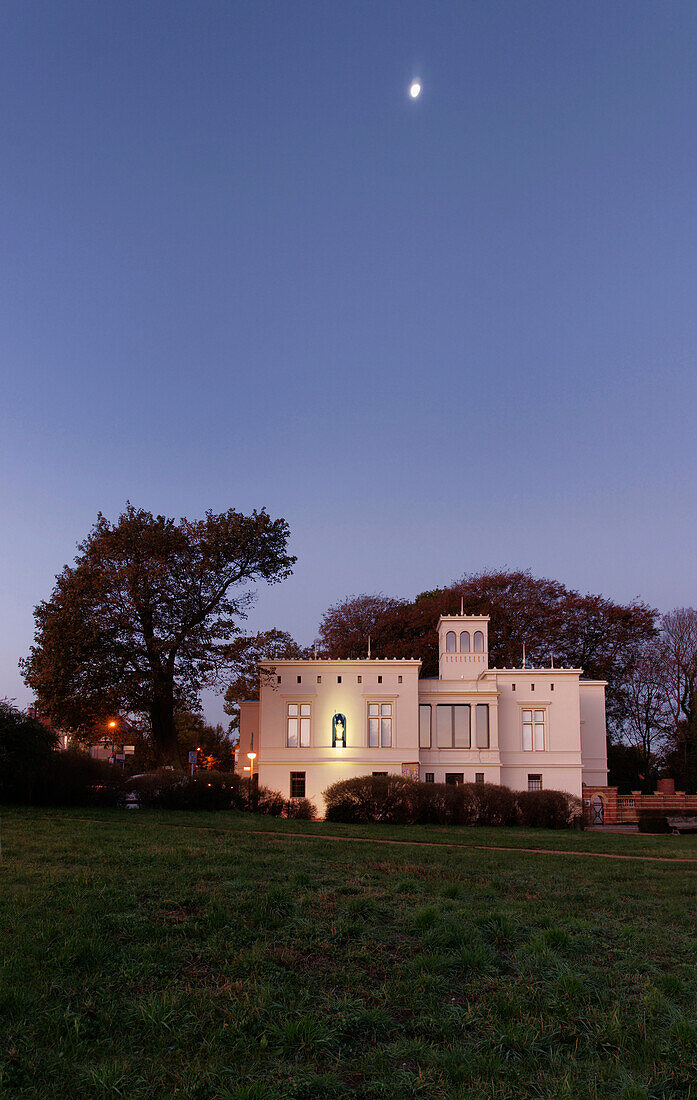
[460,631,470,653]
[445,631,456,653]
[473,630,484,653]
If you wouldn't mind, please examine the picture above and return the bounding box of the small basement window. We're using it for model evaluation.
[372,772,387,777]
[528,774,542,792]
[475,772,484,784]
[290,772,306,798]
[424,773,434,784]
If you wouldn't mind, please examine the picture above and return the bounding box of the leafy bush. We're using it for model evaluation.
[127,770,238,810]
[471,782,519,826]
[323,774,577,828]
[323,775,419,824]
[40,751,126,807]
[285,797,318,820]
[256,785,286,816]
[413,782,463,825]
[517,789,576,829]
[0,700,58,804]
[638,813,671,833]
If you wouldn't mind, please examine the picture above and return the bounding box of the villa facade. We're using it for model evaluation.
[237,614,609,810]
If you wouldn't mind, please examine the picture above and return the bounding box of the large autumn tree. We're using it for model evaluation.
[317,571,658,734]
[21,505,295,767]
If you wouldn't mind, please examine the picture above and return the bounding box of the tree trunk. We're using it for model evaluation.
[150,679,181,769]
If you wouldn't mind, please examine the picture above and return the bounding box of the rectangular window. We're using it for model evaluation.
[436,704,452,748]
[419,704,431,748]
[398,675,403,684]
[454,705,471,748]
[445,773,463,786]
[424,772,434,783]
[550,683,554,692]
[511,683,516,691]
[367,702,392,747]
[436,704,471,748]
[357,675,362,684]
[372,771,387,777]
[297,675,302,684]
[531,684,535,691]
[337,676,342,684]
[528,774,542,792]
[317,675,321,684]
[286,703,311,747]
[290,772,306,798]
[475,772,484,784]
[378,675,382,684]
[475,704,489,749]
[522,709,545,751]
[277,675,282,684]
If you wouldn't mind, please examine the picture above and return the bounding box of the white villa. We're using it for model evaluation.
[237,614,609,810]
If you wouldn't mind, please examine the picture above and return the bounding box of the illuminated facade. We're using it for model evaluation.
[237,615,608,810]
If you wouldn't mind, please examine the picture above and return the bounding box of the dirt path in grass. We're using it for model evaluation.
[249,829,697,863]
[48,816,697,864]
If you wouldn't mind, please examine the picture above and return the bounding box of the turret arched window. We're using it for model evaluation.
[445,631,456,653]
[473,630,484,653]
[460,631,470,652]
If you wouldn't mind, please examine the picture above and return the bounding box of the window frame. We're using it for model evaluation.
[286,701,312,748]
[290,771,306,798]
[521,707,546,752]
[436,703,472,748]
[419,704,432,748]
[528,774,542,792]
[367,700,393,748]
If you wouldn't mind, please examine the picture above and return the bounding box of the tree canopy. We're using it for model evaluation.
[21,505,295,767]
[317,571,658,735]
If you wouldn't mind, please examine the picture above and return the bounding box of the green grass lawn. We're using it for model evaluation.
[1,810,696,1099]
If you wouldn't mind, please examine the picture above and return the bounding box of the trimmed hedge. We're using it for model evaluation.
[323,775,579,828]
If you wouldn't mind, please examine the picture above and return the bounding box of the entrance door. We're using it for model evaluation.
[592,795,604,825]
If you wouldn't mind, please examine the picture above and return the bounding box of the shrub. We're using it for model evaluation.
[413,782,462,825]
[471,782,519,826]
[127,770,238,810]
[323,775,419,824]
[40,751,126,807]
[516,789,574,829]
[638,813,671,834]
[285,797,318,820]
[256,785,286,816]
[0,700,58,804]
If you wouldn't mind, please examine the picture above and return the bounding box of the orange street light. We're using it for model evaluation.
[246,751,257,781]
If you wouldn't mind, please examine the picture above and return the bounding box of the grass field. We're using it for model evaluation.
[1,809,696,1099]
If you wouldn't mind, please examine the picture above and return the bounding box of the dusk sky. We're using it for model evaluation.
[3,1,697,726]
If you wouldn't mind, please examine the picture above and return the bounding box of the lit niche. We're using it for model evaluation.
[332,713,347,748]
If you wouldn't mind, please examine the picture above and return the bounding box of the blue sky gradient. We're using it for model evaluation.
[2,1,696,724]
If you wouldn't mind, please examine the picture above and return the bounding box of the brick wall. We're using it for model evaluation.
[583,785,697,825]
